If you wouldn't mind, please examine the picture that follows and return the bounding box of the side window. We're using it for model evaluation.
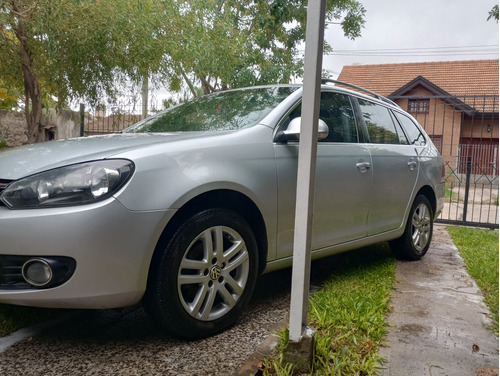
[390,111,410,145]
[358,99,401,145]
[318,92,358,143]
[393,112,426,146]
[282,92,358,143]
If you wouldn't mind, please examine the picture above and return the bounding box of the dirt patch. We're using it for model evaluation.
[476,368,499,376]
[397,323,427,336]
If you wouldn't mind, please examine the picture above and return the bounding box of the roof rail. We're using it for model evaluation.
[321,79,400,108]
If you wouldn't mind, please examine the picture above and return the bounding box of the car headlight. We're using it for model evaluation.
[0,159,134,209]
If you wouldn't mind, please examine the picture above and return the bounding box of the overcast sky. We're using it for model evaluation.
[318,0,499,78]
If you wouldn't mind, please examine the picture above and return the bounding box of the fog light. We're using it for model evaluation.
[22,259,53,287]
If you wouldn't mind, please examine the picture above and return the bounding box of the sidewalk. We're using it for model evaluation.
[379,224,499,375]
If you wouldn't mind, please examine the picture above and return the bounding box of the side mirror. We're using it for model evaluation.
[275,117,329,143]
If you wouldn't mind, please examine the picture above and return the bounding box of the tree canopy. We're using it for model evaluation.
[0,0,365,143]
[167,0,365,95]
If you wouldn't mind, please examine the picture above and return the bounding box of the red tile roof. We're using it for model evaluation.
[337,60,499,97]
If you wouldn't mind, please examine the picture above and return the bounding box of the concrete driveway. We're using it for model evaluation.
[379,225,499,376]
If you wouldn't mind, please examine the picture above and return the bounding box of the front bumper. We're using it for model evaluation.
[0,199,173,309]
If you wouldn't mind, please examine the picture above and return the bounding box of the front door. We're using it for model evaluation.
[273,91,372,259]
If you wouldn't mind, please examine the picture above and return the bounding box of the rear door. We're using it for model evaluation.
[355,98,420,235]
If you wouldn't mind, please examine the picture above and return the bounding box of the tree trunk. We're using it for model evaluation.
[180,66,197,98]
[22,61,43,144]
[200,76,215,95]
[14,5,43,144]
[141,74,149,120]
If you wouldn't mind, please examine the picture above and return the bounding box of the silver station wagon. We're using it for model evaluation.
[0,82,445,339]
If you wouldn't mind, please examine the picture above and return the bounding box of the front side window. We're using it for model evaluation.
[282,92,358,143]
[358,99,401,145]
[318,92,358,143]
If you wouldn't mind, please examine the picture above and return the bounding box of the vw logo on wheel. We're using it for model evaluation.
[209,265,222,280]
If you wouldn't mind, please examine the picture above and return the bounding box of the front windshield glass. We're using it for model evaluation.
[124,86,298,133]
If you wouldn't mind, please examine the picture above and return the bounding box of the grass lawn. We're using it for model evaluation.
[261,243,396,376]
[447,226,499,334]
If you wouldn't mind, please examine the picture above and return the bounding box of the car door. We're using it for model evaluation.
[355,98,420,235]
[273,91,372,259]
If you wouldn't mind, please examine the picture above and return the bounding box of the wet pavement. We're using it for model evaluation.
[379,225,499,376]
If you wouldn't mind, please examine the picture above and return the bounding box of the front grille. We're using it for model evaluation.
[0,255,30,289]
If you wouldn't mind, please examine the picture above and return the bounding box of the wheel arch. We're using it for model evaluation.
[149,189,269,277]
[415,185,437,218]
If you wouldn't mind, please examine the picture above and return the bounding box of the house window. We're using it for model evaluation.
[408,99,430,114]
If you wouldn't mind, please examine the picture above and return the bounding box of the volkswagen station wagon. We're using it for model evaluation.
[0,81,445,339]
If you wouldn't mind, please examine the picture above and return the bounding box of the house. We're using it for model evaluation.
[337,60,499,176]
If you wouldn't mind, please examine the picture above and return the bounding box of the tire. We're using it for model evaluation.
[144,208,259,339]
[389,195,434,261]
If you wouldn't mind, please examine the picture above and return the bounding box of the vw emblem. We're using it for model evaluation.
[209,265,222,280]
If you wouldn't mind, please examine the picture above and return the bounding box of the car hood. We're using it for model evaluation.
[0,132,222,179]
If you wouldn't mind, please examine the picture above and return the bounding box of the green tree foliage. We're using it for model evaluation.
[167,0,366,95]
[488,4,499,22]
[0,83,20,110]
[0,0,174,143]
[0,0,365,143]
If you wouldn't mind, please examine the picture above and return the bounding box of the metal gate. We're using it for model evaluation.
[392,94,499,229]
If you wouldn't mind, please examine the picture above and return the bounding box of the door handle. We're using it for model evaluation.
[408,161,417,171]
[356,162,371,173]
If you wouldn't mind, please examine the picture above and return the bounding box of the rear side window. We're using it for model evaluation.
[393,112,426,146]
[358,99,401,144]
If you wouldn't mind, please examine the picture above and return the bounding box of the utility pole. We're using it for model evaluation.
[285,0,326,372]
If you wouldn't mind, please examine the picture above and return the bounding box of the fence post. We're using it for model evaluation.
[79,104,85,137]
[463,156,472,222]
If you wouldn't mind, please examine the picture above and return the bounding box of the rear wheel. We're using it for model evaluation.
[390,195,433,260]
[144,208,259,339]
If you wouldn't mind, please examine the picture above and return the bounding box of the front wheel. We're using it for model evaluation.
[390,195,433,261]
[144,208,259,339]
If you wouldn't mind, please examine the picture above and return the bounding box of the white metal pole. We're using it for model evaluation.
[288,0,326,343]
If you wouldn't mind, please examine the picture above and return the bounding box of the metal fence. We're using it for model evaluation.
[391,94,499,229]
[80,103,144,136]
[80,98,168,136]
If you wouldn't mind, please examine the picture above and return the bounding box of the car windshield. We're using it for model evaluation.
[125,86,298,133]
